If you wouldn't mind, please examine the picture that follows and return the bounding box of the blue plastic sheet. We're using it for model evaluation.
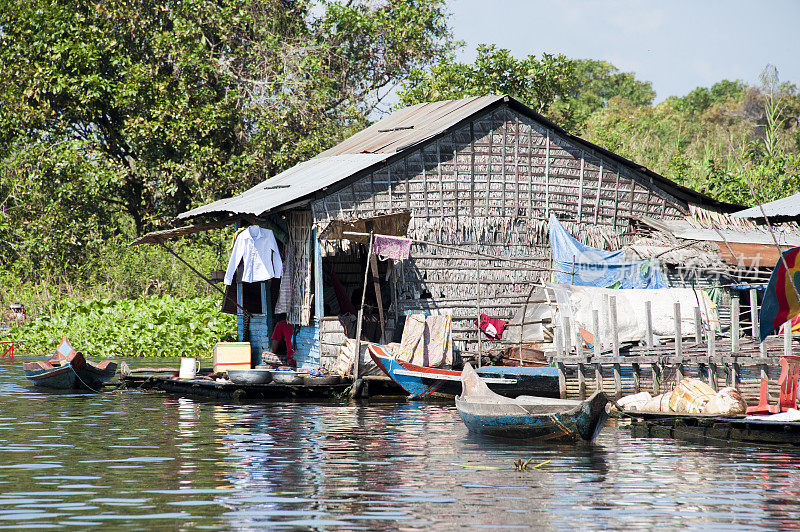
[549,214,666,289]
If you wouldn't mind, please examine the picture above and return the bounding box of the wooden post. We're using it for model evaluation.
[674,302,682,359]
[592,309,601,359]
[610,296,619,358]
[476,255,482,367]
[578,362,586,399]
[785,320,793,356]
[708,325,716,359]
[353,231,374,385]
[750,288,759,338]
[752,288,767,358]
[708,361,717,391]
[731,363,739,390]
[731,298,740,354]
[369,253,386,344]
[694,306,703,344]
[595,363,603,392]
[676,363,684,383]
[650,363,660,395]
[613,363,622,399]
[563,317,572,354]
[557,362,567,399]
[645,301,654,350]
[632,363,640,393]
[553,324,563,356]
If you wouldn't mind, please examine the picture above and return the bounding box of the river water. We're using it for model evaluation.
[2,358,800,530]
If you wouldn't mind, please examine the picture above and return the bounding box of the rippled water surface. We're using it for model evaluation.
[2,358,800,530]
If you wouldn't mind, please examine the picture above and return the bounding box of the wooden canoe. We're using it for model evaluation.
[23,339,117,390]
[455,363,609,442]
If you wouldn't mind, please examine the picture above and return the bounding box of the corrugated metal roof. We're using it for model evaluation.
[315,95,505,157]
[178,153,391,219]
[178,93,741,220]
[731,192,800,219]
[179,96,504,219]
[638,216,800,246]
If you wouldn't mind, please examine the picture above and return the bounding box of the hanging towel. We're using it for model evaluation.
[224,225,283,285]
[373,235,412,260]
[476,313,507,340]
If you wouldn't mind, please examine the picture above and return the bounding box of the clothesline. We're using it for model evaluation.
[341,231,555,272]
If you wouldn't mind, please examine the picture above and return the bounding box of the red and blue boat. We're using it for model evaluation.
[368,343,559,400]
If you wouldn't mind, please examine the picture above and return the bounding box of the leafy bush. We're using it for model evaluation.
[7,296,235,359]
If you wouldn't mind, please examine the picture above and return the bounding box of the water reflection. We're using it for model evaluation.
[1,359,800,529]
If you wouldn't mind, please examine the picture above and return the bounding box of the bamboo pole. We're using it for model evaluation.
[674,302,682,359]
[694,306,703,344]
[785,321,793,356]
[645,301,654,350]
[731,298,740,353]
[476,253,482,367]
[610,296,619,358]
[353,231,374,386]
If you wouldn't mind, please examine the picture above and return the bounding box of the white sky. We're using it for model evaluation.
[447,0,800,102]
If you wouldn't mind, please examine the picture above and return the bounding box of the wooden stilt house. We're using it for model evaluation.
[171,94,743,370]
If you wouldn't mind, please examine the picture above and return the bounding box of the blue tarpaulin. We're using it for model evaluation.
[549,214,666,289]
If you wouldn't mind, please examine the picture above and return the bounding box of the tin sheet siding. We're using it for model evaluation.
[294,322,320,370]
[312,103,687,356]
[237,314,271,367]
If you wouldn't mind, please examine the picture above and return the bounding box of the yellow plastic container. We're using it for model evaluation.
[213,342,251,373]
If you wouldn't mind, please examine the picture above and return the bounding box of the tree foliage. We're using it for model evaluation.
[0,0,452,234]
[399,47,799,206]
[0,0,452,286]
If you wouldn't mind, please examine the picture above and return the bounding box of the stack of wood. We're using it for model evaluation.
[481,344,547,367]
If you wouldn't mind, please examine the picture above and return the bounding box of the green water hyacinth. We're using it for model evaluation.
[8,296,235,359]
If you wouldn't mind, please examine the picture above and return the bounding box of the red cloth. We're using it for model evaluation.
[271,320,295,364]
[476,314,507,340]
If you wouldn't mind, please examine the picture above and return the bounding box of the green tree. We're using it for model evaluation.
[397,44,579,116]
[0,0,453,236]
[397,47,654,133]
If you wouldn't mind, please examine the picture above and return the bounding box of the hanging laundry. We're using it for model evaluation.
[224,225,283,285]
[476,313,507,340]
[274,244,294,314]
[373,235,412,260]
[395,312,453,367]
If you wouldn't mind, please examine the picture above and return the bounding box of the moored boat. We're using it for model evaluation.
[23,338,117,391]
[368,343,559,400]
[455,363,609,442]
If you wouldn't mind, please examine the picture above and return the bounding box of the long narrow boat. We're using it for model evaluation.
[368,343,559,400]
[455,363,609,442]
[23,339,117,390]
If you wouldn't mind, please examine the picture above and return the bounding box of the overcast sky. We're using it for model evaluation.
[447,0,800,102]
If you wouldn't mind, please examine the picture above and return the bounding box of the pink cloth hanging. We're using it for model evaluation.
[373,235,411,260]
[476,313,507,340]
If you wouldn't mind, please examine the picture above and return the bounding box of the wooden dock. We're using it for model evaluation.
[552,335,795,403]
[121,373,405,401]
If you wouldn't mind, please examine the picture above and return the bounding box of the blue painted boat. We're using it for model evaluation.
[455,363,609,442]
[368,344,559,400]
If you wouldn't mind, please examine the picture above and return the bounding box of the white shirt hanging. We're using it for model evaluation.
[224,225,283,285]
